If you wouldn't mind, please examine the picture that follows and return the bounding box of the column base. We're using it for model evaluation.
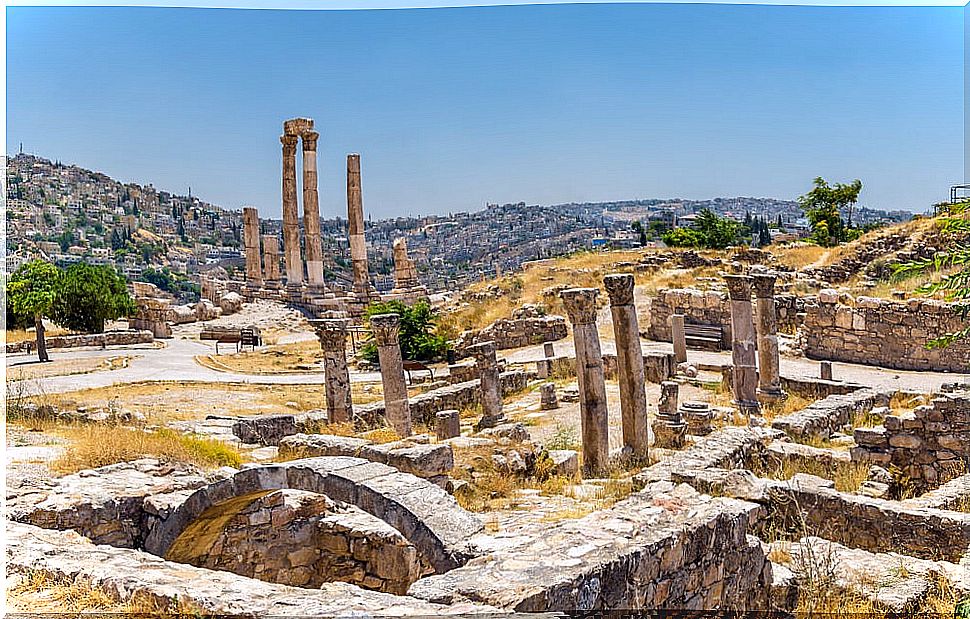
[474,414,507,431]
[735,399,762,417]
[757,388,788,404]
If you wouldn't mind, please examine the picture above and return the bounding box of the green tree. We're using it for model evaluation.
[694,209,742,249]
[51,263,135,333]
[631,220,647,246]
[661,227,706,248]
[7,260,62,362]
[359,300,450,363]
[893,201,970,348]
[798,177,862,247]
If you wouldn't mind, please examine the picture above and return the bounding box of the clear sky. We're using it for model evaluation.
[6,3,965,218]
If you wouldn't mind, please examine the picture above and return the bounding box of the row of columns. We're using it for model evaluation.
[561,274,649,475]
[668,272,787,421]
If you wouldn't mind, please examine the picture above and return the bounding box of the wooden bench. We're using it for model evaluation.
[684,323,723,351]
[210,327,262,354]
[403,360,435,384]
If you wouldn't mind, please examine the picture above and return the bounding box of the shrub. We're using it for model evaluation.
[358,300,450,363]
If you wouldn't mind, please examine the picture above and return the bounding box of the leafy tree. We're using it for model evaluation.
[631,220,647,246]
[7,260,62,362]
[695,209,743,249]
[51,263,135,333]
[359,300,450,363]
[798,177,862,247]
[892,201,970,348]
[141,267,200,302]
[661,227,706,248]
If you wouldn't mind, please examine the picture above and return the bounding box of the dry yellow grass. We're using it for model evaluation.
[7,568,195,614]
[15,380,383,423]
[196,339,325,374]
[7,355,134,381]
[753,456,869,493]
[52,426,242,474]
[4,325,73,344]
[772,243,834,270]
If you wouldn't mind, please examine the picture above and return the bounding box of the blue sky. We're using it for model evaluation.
[6,3,965,218]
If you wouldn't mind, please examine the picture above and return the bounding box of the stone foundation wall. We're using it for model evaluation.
[6,330,154,354]
[770,388,891,441]
[358,370,531,427]
[804,292,970,372]
[457,316,567,356]
[165,489,429,594]
[645,288,804,348]
[853,393,970,490]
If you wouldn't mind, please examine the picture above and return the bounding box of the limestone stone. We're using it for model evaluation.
[371,313,412,437]
[604,273,649,458]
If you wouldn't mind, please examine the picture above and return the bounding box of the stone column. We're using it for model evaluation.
[347,154,376,298]
[371,313,411,437]
[262,234,281,286]
[280,133,303,291]
[314,318,353,424]
[670,313,688,364]
[653,381,686,448]
[468,340,505,429]
[435,410,460,440]
[540,383,559,410]
[603,274,648,459]
[560,288,609,476]
[242,207,262,289]
[301,130,325,291]
[725,275,761,419]
[820,360,833,381]
[753,273,786,402]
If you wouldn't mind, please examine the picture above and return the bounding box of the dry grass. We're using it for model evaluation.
[440,249,646,334]
[762,393,813,422]
[753,456,869,493]
[772,243,834,270]
[7,355,134,381]
[51,426,242,474]
[4,325,73,344]
[7,568,195,614]
[13,380,383,424]
[196,339,325,374]
[360,426,401,444]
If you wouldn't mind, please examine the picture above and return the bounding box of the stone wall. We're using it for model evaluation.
[358,370,531,427]
[6,330,154,354]
[804,292,970,372]
[645,288,804,349]
[457,316,567,356]
[770,388,891,441]
[165,489,429,594]
[853,393,970,490]
[409,483,773,612]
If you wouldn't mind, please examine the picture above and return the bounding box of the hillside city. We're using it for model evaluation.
[5,153,912,297]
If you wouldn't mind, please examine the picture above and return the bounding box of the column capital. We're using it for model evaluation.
[301,130,319,151]
[724,275,753,301]
[560,288,599,325]
[752,273,777,298]
[280,133,299,155]
[603,273,635,306]
[370,313,401,346]
[313,318,349,350]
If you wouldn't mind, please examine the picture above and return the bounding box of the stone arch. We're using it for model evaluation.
[144,456,483,572]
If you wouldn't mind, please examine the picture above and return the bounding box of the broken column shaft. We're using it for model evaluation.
[280,133,303,292]
[725,275,761,419]
[753,273,786,402]
[371,313,411,437]
[603,273,648,459]
[560,288,609,476]
[301,130,325,291]
[347,154,376,298]
[314,319,353,424]
[670,313,688,364]
[242,207,262,289]
[468,340,505,429]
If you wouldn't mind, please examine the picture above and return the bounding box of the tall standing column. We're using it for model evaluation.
[314,319,353,424]
[670,314,688,364]
[371,313,411,437]
[561,288,609,476]
[280,133,303,292]
[242,207,262,290]
[347,154,376,298]
[753,273,786,402]
[302,130,325,291]
[262,234,281,287]
[603,274,648,458]
[725,275,761,419]
[468,341,505,429]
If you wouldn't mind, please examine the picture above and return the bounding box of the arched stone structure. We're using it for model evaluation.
[143,457,483,573]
